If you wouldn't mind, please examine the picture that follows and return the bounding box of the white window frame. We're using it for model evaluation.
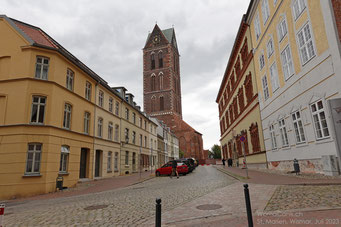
[107,151,112,172]
[66,69,74,91]
[115,101,119,116]
[108,122,113,140]
[293,0,306,20]
[63,103,72,129]
[297,23,315,65]
[85,81,91,101]
[25,143,42,174]
[269,62,280,92]
[259,52,265,70]
[60,145,70,173]
[98,90,104,107]
[98,118,103,138]
[84,112,90,134]
[278,118,289,147]
[267,37,274,58]
[269,124,277,149]
[109,97,113,113]
[254,13,261,40]
[30,96,46,124]
[277,17,288,42]
[262,75,270,100]
[281,45,295,81]
[292,110,306,144]
[35,56,49,80]
[261,0,270,25]
[311,100,330,140]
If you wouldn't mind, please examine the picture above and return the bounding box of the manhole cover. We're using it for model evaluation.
[196,204,222,210]
[84,205,108,210]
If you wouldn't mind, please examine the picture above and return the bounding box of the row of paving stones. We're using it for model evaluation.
[3,166,235,226]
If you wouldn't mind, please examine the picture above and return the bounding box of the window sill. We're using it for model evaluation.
[295,142,308,148]
[23,173,42,177]
[59,172,69,176]
[114,170,119,172]
[107,170,112,173]
[125,165,130,168]
[315,137,333,145]
[281,146,291,151]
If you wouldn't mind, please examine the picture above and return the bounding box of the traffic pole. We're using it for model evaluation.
[155,198,161,227]
[0,204,5,227]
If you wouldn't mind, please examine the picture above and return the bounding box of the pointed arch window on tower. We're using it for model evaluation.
[151,96,156,112]
[151,54,155,70]
[160,96,164,111]
[158,52,163,68]
[159,74,164,90]
[151,75,156,91]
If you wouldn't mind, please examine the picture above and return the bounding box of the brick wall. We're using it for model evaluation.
[332,0,341,41]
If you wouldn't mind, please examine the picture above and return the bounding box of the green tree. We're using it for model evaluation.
[209,144,221,159]
[179,150,185,158]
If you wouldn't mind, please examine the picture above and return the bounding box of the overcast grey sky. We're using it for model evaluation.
[1,0,250,150]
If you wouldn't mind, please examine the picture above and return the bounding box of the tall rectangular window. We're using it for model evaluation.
[98,91,104,107]
[107,151,112,172]
[151,54,155,70]
[139,117,142,127]
[261,0,270,24]
[108,122,113,140]
[60,145,69,173]
[279,119,289,147]
[125,151,129,165]
[114,124,119,142]
[133,112,136,124]
[145,136,147,148]
[254,13,261,40]
[158,52,163,68]
[278,18,288,42]
[259,53,265,70]
[293,0,306,20]
[114,152,118,171]
[281,45,294,80]
[140,134,143,146]
[84,112,90,134]
[25,143,42,174]
[311,100,330,139]
[98,118,103,138]
[269,124,277,149]
[85,82,91,101]
[297,23,315,65]
[124,128,129,143]
[35,56,49,80]
[269,62,280,92]
[109,98,113,113]
[125,108,129,120]
[262,75,269,100]
[66,69,74,91]
[267,38,274,58]
[292,111,306,143]
[115,101,119,116]
[132,131,136,144]
[30,96,46,124]
[63,104,72,129]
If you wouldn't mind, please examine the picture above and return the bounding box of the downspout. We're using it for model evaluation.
[92,80,99,179]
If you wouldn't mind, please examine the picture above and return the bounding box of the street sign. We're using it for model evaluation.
[240,136,246,142]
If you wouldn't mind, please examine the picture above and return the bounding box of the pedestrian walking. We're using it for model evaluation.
[222,158,226,167]
[170,160,179,179]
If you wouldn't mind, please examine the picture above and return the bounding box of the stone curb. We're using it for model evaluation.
[214,166,249,181]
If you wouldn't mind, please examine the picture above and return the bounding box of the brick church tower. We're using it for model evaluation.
[143,24,204,160]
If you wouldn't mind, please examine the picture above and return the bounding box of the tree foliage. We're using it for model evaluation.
[209,144,221,159]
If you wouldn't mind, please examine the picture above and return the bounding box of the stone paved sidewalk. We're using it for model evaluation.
[216,165,341,185]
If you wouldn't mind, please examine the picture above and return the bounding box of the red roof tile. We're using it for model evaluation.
[13,21,57,49]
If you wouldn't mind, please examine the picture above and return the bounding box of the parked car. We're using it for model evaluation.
[178,158,195,172]
[155,161,188,176]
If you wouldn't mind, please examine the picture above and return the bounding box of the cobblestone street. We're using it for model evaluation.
[3,166,235,226]
[265,185,341,211]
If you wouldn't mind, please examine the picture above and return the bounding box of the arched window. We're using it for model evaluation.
[151,54,155,70]
[151,75,156,91]
[151,96,156,112]
[158,52,163,68]
[160,96,164,111]
[159,74,164,90]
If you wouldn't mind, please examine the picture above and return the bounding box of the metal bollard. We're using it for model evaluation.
[155,198,161,227]
[244,184,254,227]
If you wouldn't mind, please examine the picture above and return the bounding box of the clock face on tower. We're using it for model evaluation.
[152,35,160,44]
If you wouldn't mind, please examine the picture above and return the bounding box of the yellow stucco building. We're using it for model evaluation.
[0,15,160,199]
[216,15,266,168]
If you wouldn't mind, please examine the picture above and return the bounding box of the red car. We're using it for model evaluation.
[155,162,188,176]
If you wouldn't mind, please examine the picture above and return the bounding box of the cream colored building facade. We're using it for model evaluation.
[246,0,341,175]
[0,15,158,199]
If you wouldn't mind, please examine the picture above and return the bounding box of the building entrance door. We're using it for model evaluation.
[132,152,136,172]
[79,148,88,179]
[95,150,102,177]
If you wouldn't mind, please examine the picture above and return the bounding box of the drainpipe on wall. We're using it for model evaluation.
[92,81,99,179]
